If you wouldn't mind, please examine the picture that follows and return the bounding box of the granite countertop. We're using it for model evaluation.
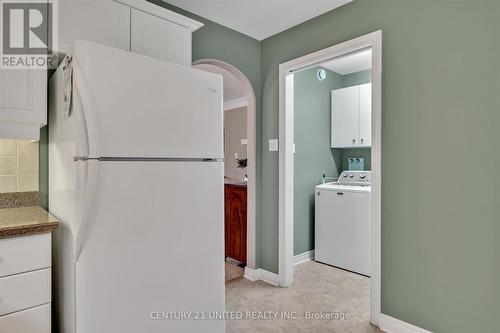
[224,178,248,187]
[0,206,59,239]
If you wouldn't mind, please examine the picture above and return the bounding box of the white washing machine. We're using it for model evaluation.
[315,171,371,276]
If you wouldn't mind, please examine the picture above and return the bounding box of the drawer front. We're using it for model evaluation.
[0,268,51,316]
[0,233,51,277]
[0,303,50,333]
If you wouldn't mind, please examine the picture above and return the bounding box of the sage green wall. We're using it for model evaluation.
[261,1,500,332]
[343,69,371,88]
[293,67,343,255]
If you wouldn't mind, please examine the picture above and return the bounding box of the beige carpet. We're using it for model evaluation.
[225,262,244,283]
[225,261,382,332]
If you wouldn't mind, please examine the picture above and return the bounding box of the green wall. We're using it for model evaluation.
[261,0,500,332]
[293,67,343,255]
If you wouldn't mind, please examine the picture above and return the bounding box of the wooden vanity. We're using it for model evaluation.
[224,181,247,264]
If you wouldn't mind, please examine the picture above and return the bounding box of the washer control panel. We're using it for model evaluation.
[338,171,371,186]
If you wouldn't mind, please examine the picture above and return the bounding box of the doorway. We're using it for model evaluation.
[193,60,257,282]
[278,31,382,325]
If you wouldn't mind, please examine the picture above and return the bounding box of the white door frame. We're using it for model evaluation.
[278,30,382,326]
[193,59,257,270]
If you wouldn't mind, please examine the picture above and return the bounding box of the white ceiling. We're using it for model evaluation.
[163,0,353,41]
[194,64,246,109]
[321,48,372,75]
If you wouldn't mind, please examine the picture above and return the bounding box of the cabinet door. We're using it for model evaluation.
[131,8,192,66]
[358,83,372,147]
[0,69,46,139]
[331,86,359,148]
[60,0,130,53]
[224,185,247,263]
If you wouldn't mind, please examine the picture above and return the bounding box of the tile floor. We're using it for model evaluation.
[225,261,382,332]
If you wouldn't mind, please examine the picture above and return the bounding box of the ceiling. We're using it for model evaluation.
[163,0,353,41]
[321,48,372,75]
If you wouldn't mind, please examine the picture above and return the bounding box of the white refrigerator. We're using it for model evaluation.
[49,41,225,333]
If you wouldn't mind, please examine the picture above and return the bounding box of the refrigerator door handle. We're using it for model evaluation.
[72,58,100,159]
[74,160,101,261]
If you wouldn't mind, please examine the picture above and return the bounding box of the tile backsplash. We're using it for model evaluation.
[0,140,39,193]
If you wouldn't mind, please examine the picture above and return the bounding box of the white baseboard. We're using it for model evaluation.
[294,250,315,265]
[379,314,433,333]
[244,267,280,286]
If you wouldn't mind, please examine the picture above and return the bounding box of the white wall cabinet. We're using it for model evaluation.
[60,0,203,66]
[331,83,372,148]
[130,8,192,66]
[59,0,131,53]
[0,69,47,140]
[0,233,52,333]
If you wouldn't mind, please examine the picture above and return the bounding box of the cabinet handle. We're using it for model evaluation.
[361,138,364,143]
[352,139,356,143]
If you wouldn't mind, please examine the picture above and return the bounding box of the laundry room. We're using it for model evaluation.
[292,47,374,312]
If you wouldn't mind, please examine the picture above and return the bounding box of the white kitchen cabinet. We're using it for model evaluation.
[0,69,47,140]
[59,0,203,66]
[130,8,192,66]
[358,83,372,147]
[120,0,203,65]
[0,303,50,333]
[59,0,131,54]
[0,234,52,332]
[331,83,372,148]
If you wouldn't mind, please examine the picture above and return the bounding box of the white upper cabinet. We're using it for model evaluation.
[358,83,372,147]
[59,0,203,66]
[130,8,192,66]
[331,83,372,148]
[331,85,359,148]
[59,0,131,53]
[0,69,47,140]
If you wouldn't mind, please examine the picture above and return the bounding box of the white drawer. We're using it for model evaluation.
[0,233,51,277]
[0,303,50,333]
[0,268,51,316]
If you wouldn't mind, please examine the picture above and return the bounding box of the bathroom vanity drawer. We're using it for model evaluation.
[0,303,50,333]
[0,268,51,316]
[0,233,51,277]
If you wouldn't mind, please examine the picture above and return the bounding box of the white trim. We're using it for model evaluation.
[224,97,248,111]
[114,0,204,31]
[244,267,280,287]
[278,30,382,327]
[192,59,257,271]
[379,314,433,333]
[294,250,315,265]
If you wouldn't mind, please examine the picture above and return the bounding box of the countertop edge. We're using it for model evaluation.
[0,221,59,239]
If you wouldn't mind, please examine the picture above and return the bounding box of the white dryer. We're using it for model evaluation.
[315,171,371,276]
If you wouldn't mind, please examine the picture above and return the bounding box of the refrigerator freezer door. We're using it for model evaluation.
[75,160,224,332]
[71,41,223,159]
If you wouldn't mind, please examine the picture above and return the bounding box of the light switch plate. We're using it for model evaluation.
[269,139,279,152]
[241,139,248,145]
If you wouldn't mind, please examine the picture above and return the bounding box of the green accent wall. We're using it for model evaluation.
[261,0,500,332]
[343,69,371,88]
[293,67,343,255]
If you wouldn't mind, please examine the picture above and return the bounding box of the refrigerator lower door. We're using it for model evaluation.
[75,160,224,333]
